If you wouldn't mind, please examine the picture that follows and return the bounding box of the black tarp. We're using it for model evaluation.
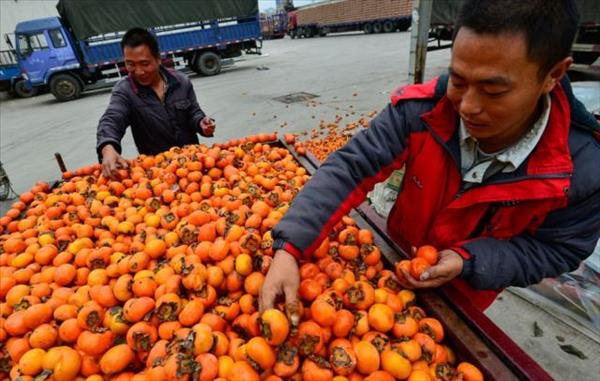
[57,0,259,40]
[430,0,600,26]
[430,0,463,26]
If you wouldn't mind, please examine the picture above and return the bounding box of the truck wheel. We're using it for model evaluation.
[373,22,383,33]
[398,19,411,31]
[363,23,373,34]
[195,52,222,76]
[50,73,82,102]
[305,28,314,38]
[319,28,328,37]
[13,80,37,98]
[383,21,395,33]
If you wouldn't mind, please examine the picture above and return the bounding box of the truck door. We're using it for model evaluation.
[16,28,77,85]
[46,28,78,73]
[16,31,51,85]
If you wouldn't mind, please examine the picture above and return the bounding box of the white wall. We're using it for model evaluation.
[0,0,59,50]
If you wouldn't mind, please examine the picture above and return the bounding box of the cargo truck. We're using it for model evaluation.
[0,35,37,98]
[428,0,600,70]
[261,11,288,40]
[13,0,262,102]
[288,0,412,39]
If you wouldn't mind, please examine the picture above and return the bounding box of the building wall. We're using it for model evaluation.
[0,0,59,50]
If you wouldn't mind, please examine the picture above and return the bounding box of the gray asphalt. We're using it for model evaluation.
[0,31,450,199]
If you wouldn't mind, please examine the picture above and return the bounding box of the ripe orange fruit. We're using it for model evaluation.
[228,361,260,381]
[259,309,290,346]
[457,362,484,381]
[354,341,380,375]
[18,347,46,376]
[395,259,412,281]
[418,317,445,343]
[246,336,276,370]
[329,339,357,376]
[28,323,57,349]
[100,344,135,375]
[416,245,439,265]
[410,257,431,280]
[311,298,337,327]
[343,281,375,310]
[368,303,394,332]
[381,349,412,379]
[297,321,324,356]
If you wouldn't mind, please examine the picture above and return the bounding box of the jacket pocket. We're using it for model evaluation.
[173,99,191,110]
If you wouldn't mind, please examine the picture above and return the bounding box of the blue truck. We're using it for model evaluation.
[0,35,37,98]
[13,0,261,102]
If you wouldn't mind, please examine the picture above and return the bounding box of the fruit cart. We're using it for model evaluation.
[0,136,555,380]
[284,141,554,381]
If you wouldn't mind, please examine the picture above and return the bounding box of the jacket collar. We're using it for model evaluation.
[421,76,574,179]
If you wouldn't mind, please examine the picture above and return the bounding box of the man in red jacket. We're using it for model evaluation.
[260,0,600,311]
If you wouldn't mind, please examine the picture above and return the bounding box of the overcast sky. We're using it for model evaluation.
[258,0,322,11]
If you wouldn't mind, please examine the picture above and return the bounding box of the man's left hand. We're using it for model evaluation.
[200,116,215,137]
[398,249,464,288]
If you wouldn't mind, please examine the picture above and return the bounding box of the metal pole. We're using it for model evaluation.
[408,0,433,84]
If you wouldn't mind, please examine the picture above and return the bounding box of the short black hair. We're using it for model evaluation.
[454,0,579,78]
[121,27,160,58]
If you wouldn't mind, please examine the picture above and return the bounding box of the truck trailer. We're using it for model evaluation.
[261,11,288,40]
[288,0,412,39]
[14,0,262,102]
[428,0,600,71]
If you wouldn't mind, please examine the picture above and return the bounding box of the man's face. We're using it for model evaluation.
[447,28,556,147]
[123,44,161,86]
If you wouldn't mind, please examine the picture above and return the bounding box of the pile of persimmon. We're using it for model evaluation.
[293,117,370,162]
[0,133,482,381]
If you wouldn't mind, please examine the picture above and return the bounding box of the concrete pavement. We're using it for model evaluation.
[0,31,450,197]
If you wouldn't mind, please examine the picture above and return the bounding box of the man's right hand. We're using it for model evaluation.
[259,250,300,313]
[101,144,128,179]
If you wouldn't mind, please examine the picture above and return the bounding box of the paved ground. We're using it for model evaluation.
[1,31,598,379]
[0,31,450,197]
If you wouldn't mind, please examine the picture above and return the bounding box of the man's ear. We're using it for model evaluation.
[542,56,573,94]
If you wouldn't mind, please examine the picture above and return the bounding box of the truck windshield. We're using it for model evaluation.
[17,32,49,56]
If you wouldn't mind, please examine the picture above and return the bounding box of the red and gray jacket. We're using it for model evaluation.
[273,75,600,310]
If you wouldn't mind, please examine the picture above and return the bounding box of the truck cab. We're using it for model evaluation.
[15,17,81,97]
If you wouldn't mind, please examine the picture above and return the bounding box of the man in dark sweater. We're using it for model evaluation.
[96,28,215,179]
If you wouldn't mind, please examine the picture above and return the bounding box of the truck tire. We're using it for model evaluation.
[383,21,395,33]
[195,52,222,76]
[304,28,314,38]
[319,28,328,37]
[363,23,373,34]
[373,22,383,33]
[13,80,37,98]
[50,73,82,102]
[398,19,411,31]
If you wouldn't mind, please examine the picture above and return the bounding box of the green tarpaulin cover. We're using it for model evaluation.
[431,0,599,26]
[57,0,259,40]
